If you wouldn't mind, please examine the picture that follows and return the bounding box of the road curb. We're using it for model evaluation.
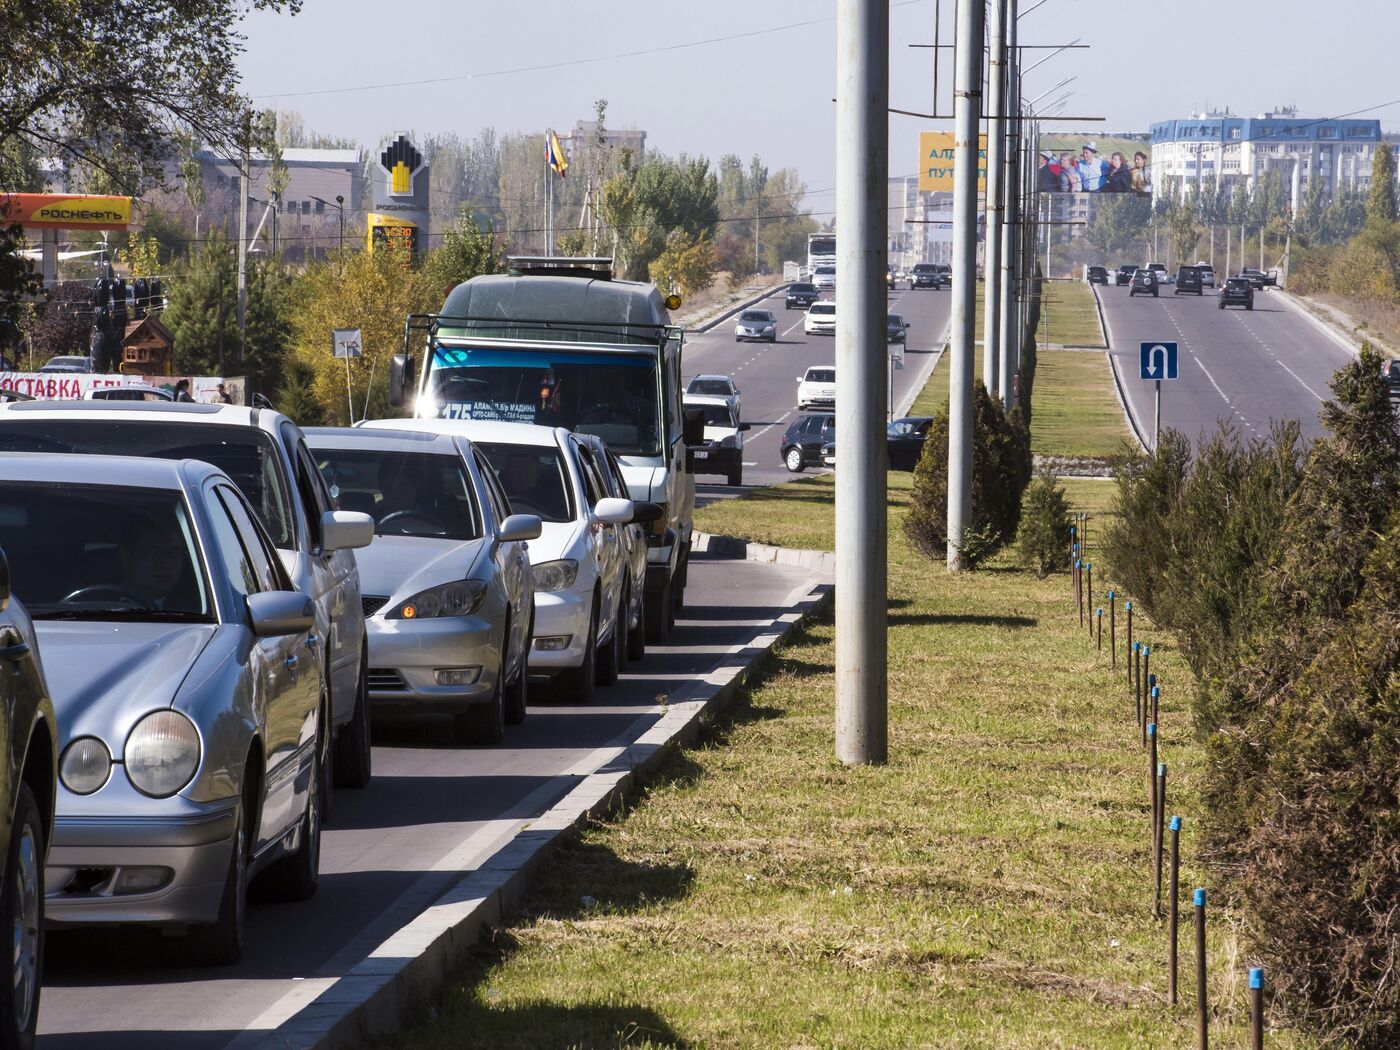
[1092,284,1149,452]
[691,530,838,577]
[690,282,789,333]
[259,565,832,1050]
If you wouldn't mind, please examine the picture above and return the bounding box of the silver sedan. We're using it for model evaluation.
[0,454,364,965]
[306,427,541,744]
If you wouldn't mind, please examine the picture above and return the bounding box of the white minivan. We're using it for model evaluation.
[797,366,836,411]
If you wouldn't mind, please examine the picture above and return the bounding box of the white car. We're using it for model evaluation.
[797,365,836,411]
[686,374,741,418]
[682,393,749,487]
[307,427,541,744]
[733,309,777,343]
[812,264,836,291]
[1195,262,1216,288]
[360,419,637,702]
[84,385,174,402]
[804,301,836,336]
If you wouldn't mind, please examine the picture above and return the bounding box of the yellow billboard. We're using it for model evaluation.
[918,133,987,193]
[0,193,133,230]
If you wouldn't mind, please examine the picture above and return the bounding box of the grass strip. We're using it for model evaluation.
[1031,351,1133,460]
[1039,281,1106,347]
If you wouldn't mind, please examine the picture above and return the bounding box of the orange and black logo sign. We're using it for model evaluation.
[380,136,423,196]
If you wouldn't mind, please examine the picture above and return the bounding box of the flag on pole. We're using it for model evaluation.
[545,129,569,177]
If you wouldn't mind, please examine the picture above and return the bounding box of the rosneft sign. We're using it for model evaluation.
[380,136,424,197]
[369,133,429,260]
[0,194,133,230]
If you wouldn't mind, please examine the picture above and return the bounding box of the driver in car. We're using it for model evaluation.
[118,516,186,608]
[376,470,421,524]
[501,450,561,519]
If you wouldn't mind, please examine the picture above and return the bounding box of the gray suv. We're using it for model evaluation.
[0,402,376,801]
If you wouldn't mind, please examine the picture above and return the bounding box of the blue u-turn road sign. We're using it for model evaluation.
[1140,341,1179,380]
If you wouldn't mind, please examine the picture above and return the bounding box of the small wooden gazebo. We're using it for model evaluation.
[120,316,175,376]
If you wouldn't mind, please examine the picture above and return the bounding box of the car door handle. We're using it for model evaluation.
[306,632,320,650]
[285,654,300,672]
[0,628,28,663]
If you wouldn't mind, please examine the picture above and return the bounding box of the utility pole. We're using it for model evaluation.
[997,1,1020,408]
[948,0,984,571]
[237,111,250,360]
[981,0,1007,395]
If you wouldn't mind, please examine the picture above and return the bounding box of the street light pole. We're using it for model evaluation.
[981,0,1008,396]
[948,0,984,571]
[834,0,888,765]
[997,0,1020,408]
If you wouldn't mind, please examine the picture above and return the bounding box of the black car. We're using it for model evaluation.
[1238,268,1274,290]
[1174,267,1203,295]
[886,314,909,343]
[785,283,819,310]
[781,413,834,473]
[1115,264,1139,286]
[0,550,58,1047]
[887,416,933,471]
[1129,269,1159,298]
[909,263,945,290]
[1382,359,1400,404]
[1087,266,1109,285]
[1219,277,1254,310]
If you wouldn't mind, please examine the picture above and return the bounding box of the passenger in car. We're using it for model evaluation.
[118,517,187,608]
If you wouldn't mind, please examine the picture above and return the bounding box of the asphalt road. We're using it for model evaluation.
[36,553,827,1048]
[683,282,953,490]
[1096,280,1353,445]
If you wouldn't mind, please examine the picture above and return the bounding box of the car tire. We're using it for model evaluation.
[1247,302,1253,310]
[503,613,530,725]
[332,647,372,790]
[176,795,249,966]
[0,784,42,1049]
[596,589,623,687]
[557,597,598,702]
[644,578,671,644]
[257,697,324,903]
[454,668,505,744]
[785,446,805,473]
[727,464,743,486]
[1152,290,1159,298]
[627,591,646,662]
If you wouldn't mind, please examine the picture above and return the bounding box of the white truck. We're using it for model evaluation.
[387,257,701,640]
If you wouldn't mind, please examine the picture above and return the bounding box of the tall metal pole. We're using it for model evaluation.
[981,0,1007,394]
[236,115,250,359]
[997,5,1020,408]
[834,0,888,765]
[948,0,984,571]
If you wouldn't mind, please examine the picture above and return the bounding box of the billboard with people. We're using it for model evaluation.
[1034,137,1151,196]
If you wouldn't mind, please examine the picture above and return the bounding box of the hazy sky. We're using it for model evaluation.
[238,0,1399,217]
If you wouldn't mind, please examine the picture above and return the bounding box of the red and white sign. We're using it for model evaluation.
[0,374,239,403]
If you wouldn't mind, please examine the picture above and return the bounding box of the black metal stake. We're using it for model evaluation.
[1148,722,1158,836]
[1195,888,1209,1050]
[1109,590,1117,668]
[1141,646,1152,747]
[1249,967,1264,1050]
[1086,563,1094,634]
[1155,762,1167,919]
[1096,608,1103,650]
[1076,559,1083,626]
[1151,682,1160,730]
[1068,525,1076,579]
[1169,816,1181,1004]
[1126,601,1134,683]
[1133,643,1142,723]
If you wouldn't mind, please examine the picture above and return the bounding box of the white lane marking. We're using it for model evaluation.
[1158,297,1255,433]
[1229,310,1325,402]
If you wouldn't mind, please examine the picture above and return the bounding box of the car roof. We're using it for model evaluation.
[304,426,466,455]
[683,394,734,408]
[357,416,567,448]
[810,299,836,307]
[0,400,276,429]
[690,374,734,385]
[804,365,836,374]
[0,451,218,490]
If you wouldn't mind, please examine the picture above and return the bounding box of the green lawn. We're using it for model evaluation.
[382,475,1309,1050]
[1039,281,1105,347]
[1031,351,1134,459]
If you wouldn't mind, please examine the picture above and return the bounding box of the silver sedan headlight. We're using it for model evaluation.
[60,737,112,795]
[532,559,579,592]
[126,711,201,798]
[387,580,487,619]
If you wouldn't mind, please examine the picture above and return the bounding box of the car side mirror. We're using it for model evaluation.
[387,354,416,409]
[497,513,542,542]
[629,501,664,525]
[321,510,375,551]
[247,590,315,638]
[739,422,752,432]
[682,407,705,446]
[592,497,634,526]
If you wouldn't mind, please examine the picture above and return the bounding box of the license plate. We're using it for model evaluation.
[693,451,708,460]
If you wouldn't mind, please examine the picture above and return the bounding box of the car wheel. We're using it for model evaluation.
[627,590,647,662]
[1152,290,1159,297]
[1246,302,1253,310]
[257,694,325,902]
[785,446,805,473]
[644,577,671,643]
[0,784,42,1048]
[556,597,598,702]
[332,646,372,790]
[727,463,743,486]
[596,588,623,687]
[503,613,530,725]
[454,657,505,743]
[177,794,249,966]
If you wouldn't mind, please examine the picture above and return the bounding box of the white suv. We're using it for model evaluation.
[797,366,836,411]
[804,301,836,336]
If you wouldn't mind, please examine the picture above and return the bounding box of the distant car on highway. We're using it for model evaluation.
[887,313,909,343]
[1114,264,1139,286]
[0,553,56,1044]
[780,412,834,473]
[1382,359,1400,404]
[733,309,777,343]
[1087,266,1109,285]
[683,394,749,487]
[37,356,93,374]
[785,283,819,310]
[887,416,934,471]
[1195,262,1216,288]
[1148,262,1172,285]
[812,264,836,291]
[1,454,327,965]
[1129,269,1159,298]
[686,374,740,417]
[796,365,836,412]
[1238,268,1275,290]
[909,263,945,290]
[1174,267,1204,295]
[1219,277,1255,310]
[85,385,174,402]
[308,427,541,744]
[804,300,836,337]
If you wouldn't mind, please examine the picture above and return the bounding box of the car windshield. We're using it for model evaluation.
[888,315,904,326]
[0,482,212,622]
[313,448,481,540]
[740,312,771,322]
[810,304,835,316]
[807,369,835,383]
[688,379,733,396]
[790,284,817,294]
[426,345,661,456]
[815,266,836,275]
[691,404,736,427]
[0,419,295,548]
[475,442,575,523]
[1228,279,1250,289]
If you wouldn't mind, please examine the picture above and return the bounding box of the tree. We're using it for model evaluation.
[601,155,719,281]
[1367,142,1397,226]
[163,230,236,376]
[1086,194,1152,258]
[420,212,504,304]
[648,231,715,297]
[0,225,41,330]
